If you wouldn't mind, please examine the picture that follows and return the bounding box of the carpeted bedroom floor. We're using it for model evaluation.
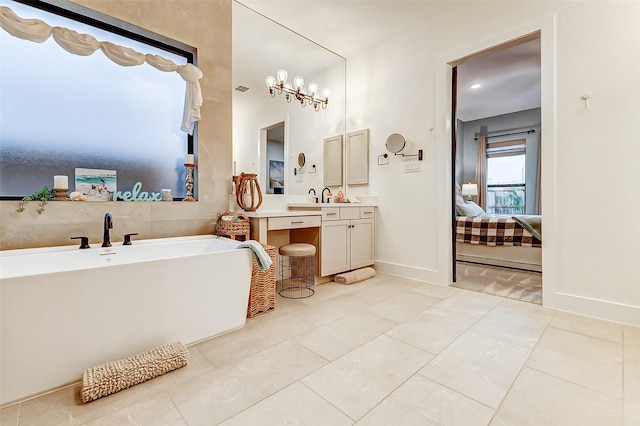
[454,261,542,304]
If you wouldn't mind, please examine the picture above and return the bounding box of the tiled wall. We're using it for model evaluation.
[0,0,232,250]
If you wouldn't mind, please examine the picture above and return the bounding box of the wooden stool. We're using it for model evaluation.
[278,243,316,299]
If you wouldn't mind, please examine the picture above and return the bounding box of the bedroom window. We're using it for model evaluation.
[486,139,525,214]
[0,0,196,199]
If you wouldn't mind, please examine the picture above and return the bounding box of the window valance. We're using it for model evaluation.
[0,5,203,134]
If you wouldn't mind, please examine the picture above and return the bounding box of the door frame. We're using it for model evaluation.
[436,15,556,307]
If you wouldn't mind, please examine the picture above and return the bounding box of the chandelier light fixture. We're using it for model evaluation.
[265,69,330,111]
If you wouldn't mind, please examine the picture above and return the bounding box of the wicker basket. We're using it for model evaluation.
[247,244,277,318]
[216,211,250,241]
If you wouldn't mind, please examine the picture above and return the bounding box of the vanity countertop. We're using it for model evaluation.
[243,210,321,218]
[288,202,378,208]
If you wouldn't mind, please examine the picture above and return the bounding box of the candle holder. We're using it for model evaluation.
[183,163,196,202]
[53,188,69,201]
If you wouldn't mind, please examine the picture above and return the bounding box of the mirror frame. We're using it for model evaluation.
[386,133,406,154]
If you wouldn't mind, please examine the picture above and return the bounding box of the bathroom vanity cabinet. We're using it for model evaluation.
[248,204,376,277]
[320,206,375,276]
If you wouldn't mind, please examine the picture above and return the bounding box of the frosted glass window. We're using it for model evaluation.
[0,0,195,198]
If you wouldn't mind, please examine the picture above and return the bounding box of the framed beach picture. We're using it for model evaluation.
[269,160,284,191]
[75,168,116,201]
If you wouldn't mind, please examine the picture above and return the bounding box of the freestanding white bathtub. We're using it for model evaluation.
[0,235,253,405]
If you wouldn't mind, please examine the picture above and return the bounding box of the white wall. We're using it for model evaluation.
[346,1,640,326]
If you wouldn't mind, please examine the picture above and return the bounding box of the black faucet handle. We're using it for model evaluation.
[123,233,139,245]
[71,236,90,249]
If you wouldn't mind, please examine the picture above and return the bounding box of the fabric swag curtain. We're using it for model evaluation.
[0,6,203,134]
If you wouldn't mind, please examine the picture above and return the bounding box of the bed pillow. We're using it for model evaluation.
[455,183,465,205]
[456,201,485,217]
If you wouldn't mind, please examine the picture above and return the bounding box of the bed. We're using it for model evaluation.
[455,200,542,271]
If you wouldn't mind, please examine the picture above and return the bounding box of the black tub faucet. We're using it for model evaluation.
[102,213,113,247]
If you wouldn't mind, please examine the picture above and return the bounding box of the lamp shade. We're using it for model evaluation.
[461,183,478,196]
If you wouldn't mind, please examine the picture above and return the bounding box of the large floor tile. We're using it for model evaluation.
[409,281,461,299]
[349,277,424,303]
[0,403,19,426]
[295,311,397,361]
[385,306,478,354]
[289,293,373,326]
[471,298,553,348]
[551,311,623,343]
[433,289,502,318]
[364,290,442,323]
[168,341,327,425]
[195,313,313,367]
[85,391,186,426]
[491,367,622,426]
[356,374,494,426]
[302,335,432,421]
[419,330,531,408]
[624,325,640,362]
[220,382,353,426]
[527,327,623,398]
[624,361,640,426]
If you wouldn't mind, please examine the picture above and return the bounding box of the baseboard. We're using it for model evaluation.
[545,290,640,327]
[374,261,447,285]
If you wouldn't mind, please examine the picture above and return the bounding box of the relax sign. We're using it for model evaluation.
[113,182,162,202]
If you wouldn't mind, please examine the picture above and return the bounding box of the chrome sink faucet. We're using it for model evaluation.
[102,213,113,247]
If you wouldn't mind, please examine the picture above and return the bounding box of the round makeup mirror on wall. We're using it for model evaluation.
[298,152,306,168]
[386,133,406,154]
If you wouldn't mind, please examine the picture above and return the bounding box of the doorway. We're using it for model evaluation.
[260,121,286,195]
[451,34,543,304]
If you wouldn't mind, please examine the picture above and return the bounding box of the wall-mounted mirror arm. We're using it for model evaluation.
[394,150,423,161]
[385,133,423,161]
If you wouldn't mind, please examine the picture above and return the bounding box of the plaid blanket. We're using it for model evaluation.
[456,216,542,248]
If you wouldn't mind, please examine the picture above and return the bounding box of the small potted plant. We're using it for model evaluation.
[16,186,53,214]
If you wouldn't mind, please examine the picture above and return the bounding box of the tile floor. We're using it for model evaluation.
[453,261,543,304]
[2,273,639,425]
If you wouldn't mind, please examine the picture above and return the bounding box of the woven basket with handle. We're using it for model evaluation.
[216,211,250,240]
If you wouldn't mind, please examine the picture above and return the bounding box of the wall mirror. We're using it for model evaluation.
[386,133,406,154]
[232,1,346,197]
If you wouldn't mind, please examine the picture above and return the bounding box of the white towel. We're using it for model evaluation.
[238,240,272,271]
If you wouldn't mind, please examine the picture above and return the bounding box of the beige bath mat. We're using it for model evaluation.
[80,341,189,403]
[334,267,376,285]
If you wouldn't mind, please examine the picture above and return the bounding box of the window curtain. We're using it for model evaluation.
[474,134,487,210]
[0,6,202,135]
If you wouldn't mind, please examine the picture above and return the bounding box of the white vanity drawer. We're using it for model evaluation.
[268,215,321,230]
[339,207,360,220]
[322,208,341,221]
[360,206,375,218]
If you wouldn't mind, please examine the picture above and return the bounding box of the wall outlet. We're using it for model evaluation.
[295,173,304,183]
[405,162,421,173]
